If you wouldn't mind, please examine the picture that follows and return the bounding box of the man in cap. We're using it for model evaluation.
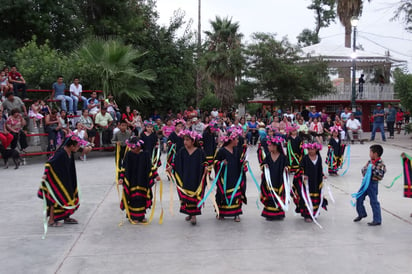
[370,103,386,142]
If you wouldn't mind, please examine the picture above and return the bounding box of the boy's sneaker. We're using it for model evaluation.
[367,222,381,226]
[353,215,366,222]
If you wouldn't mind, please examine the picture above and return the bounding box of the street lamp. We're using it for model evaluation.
[350,16,359,112]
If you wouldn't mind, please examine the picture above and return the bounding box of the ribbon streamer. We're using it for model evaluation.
[247,162,261,209]
[263,166,288,211]
[351,164,372,206]
[300,176,323,229]
[341,145,351,176]
[197,162,224,207]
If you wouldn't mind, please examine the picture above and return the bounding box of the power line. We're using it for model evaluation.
[359,31,412,42]
[358,34,412,58]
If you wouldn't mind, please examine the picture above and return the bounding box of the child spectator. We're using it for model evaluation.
[29,99,44,128]
[59,110,72,137]
[73,122,92,161]
[6,108,28,153]
[353,144,386,226]
[87,91,100,116]
[39,100,50,116]
[79,109,96,146]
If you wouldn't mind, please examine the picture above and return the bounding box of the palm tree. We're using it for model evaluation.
[337,0,370,47]
[203,16,244,110]
[76,38,156,102]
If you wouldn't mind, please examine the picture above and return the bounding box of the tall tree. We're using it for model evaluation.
[246,33,331,106]
[337,0,369,48]
[75,38,156,102]
[394,68,412,111]
[203,16,244,110]
[392,0,412,32]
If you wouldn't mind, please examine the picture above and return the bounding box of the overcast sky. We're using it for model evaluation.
[155,0,412,71]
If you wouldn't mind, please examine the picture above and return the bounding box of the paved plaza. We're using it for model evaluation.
[0,134,411,274]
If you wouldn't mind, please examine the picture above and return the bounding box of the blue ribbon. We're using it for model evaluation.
[341,145,351,176]
[228,171,243,206]
[350,164,372,206]
[197,162,224,207]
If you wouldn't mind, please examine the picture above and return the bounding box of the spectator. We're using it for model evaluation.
[370,104,386,142]
[297,117,310,141]
[340,107,351,125]
[323,116,334,140]
[151,110,161,121]
[210,107,219,119]
[358,74,365,98]
[73,122,93,161]
[87,91,100,116]
[132,109,142,136]
[79,109,96,145]
[396,108,404,134]
[354,106,362,122]
[320,108,328,123]
[246,116,259,145]
[386,103,396,139]
[95,107,113,146]
[346,113,364,144]
[1,70,11,98]
[279,116,290,136]
[8,66,27,99]
[301,107,310,122]
[69,77,88,114]
[29,99,44,128]
[192,117,204,135]
[52,76,74,115]
[6,108,28,152]
[283,108,295,123]
[309,117,323,144]
[1,92,27,116]
[184,106,198,120]
[334,116,346,140]
[104,94,120,122]
[59,110,72,137]
[121,106,134,130]
[161,119,174,152]
[39,100,50,116]
[45,109,63,151]
[0,109,14,148]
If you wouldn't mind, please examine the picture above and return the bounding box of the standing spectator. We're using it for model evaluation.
[69,77,88,114]
[283,108,295,123]
[192,117,204,135]
[87,91,100,116]
[358,74,365,98]
[0,109,14,148]
[370,104,386,142]
[45,109,63,151]
[8,66,27,99]
[354,106,362,122]
[323,116,334,140]
[386,103,396,139]
[346,113,364,144]
[1,92,27,116]
[95,107,113,146]
[52,76,73,115]
[396,108,404,134]
[6,108,28,152]
[210,107,219,119]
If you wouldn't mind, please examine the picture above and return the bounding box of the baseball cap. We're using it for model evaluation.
[376,103,382,107]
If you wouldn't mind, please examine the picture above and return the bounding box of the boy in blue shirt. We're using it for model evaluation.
[353,144,386,226]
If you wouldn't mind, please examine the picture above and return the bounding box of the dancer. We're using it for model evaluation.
[166,119,185,168]
[257,125,276,164]
[401,153,412,217]
[296,142,328,223]
[37,135,83,227]
[286,125,302,173]
[171,130,207,225]
[260,136,288,220]
[201,120,219,167]
[118,136,159,223]
[325,126,346,176]
[214,128,247,222]
[113,120,131,180]
[353,144,386,226]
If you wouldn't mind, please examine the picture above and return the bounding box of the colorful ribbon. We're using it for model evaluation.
[341,145,351,176]
[351,164,372,206]
[197,162,224,207]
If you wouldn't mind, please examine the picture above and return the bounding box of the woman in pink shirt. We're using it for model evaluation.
[162,119,175,152]
[6,108,28,152]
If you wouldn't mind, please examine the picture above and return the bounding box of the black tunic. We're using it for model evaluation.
[175,147,206,191]
[140,131,158,155]
[168,131,184,152]
[202,131,217,158]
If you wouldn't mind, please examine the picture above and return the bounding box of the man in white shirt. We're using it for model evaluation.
[70,78,88,114]
[346,113,364,144]
[210,108,219,119]
[192,117,204,135]
[283,108,295,123]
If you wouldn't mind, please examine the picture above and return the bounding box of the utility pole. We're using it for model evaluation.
[196,0,202,106]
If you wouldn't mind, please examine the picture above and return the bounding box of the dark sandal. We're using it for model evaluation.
[190,216,197,225]
[64,218,78,224]
[185,216,191,221]
[234,216,240,222]
[48,222,63,227]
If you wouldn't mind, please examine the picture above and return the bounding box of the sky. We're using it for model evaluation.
[155,0,412,71]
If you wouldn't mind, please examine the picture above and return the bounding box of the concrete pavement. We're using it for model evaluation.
[0,133,411,274]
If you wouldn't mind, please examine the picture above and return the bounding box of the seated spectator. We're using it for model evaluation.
[151,109,161,121]
[8,66,27,99]
[29,99,44,128]
[1,70,11,98]
[334,116,346,140]
[0,109,14,148]
[346,113,364,144]
[69,77,88,114]
[87,91,100,116]
[52,76,74,115]
[59,110,72,136]
[1,92,27,116]
[104,94,120,122]
[279,116,291,136]
[121,106,134,130]
[95,107,113,146]
[73,122,93,161]
[45,109,63,151]
[309,117,323,143]
[210,107,219,119]
[323,116,334,140]
[39,100,50,116]
[308,107,321,120]
[79,109,96,145]
[6,108,28,153]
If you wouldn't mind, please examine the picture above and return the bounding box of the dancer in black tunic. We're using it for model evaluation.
[326,126,346,176]
[201,120,219,167]
[166,119,185,168]
[258,125,276,164]
[172,130,207,225]
[119,136,159,223]
[260,136,288,220]
[38,135,83,227]
[214,128,247,222]
[296,142,328,223]
[286,125,303,173]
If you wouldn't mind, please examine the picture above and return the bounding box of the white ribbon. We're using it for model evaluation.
[263,166,288,211]
[300,175,323,229]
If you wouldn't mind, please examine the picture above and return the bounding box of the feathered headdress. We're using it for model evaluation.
[302,142,322,150]
[125,136,144,149]
[220,127,242,143]
[178,129,202,141]
[173,119,186,127]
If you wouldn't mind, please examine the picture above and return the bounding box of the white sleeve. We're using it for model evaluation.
[69,83,75,93]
